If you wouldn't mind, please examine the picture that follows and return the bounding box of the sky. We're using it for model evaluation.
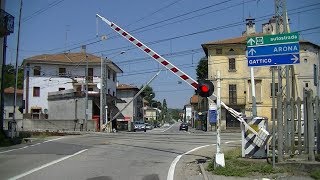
[4,0,320,109]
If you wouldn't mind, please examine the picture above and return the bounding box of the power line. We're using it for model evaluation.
[22,0,65,22]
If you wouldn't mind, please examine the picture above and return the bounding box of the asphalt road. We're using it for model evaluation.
[0,123,241,180]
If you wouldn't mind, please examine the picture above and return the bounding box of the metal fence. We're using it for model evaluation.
[274,89,319,161]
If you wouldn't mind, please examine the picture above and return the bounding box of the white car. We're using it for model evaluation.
[134,121,146,132]
[145,123,153,130]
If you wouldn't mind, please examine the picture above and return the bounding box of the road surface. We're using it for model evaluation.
[0,123,241,180]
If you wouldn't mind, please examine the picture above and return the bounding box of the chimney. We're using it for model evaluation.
[245,17,256,35]
[81,45,86,53]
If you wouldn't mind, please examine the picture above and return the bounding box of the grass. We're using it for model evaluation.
[310,169,320,180]
[207,147,286,177]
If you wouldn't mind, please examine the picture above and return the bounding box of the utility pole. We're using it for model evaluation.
[83,45,88,131]
[13,0,23,129]
[215,70,225,167]
[275,0,289,161]
[100,56,104,131]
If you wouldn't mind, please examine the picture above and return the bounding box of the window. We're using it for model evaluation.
[59,88,65,91]
[216,48,222,55]
[229,58,236,71]
[31,109,40,119]
[9,113,13,118]
[59,68,66,77]
[34,66,41,76]
[270,83,278,97]
[248,80,262,103]
[305,83,309,88]
[88,87,93,91]
[229,84,237,105]
[113,91,115,96]
[304,58,308,63]
[113,72,116,82]
[33,87,40,97]
[108,69,111,79]
[271,108,278,120]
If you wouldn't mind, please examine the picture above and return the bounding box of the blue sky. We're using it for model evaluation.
[5,0,320,109]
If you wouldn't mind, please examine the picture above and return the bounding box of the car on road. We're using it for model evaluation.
[134,121,146,132]
[179,123,188,131]
[163,123,170,127]
[145,123,153,130]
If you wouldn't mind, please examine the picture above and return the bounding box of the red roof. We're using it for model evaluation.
[117,84,139,90]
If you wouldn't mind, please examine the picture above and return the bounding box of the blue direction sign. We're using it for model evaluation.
[247,43,299,57]
[247,32,300,67]
[248,54,300,67]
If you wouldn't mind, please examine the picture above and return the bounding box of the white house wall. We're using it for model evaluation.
[24,63,118,115]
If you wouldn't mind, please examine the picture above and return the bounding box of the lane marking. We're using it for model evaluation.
[161,124,176,133]
[8,149,88,180]
[0,137,65,154]
[167,144,216,180]
[43,137,65,143]
[225,141,235,144]
[0,146,29,154]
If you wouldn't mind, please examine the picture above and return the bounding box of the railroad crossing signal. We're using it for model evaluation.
[197,80,214,97]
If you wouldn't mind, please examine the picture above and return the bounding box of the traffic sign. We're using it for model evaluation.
[247,32,299,47]
[248,54,299,67]
[246,32,300,67]
[247,43,299,57]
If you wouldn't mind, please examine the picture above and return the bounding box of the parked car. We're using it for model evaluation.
[145,123,153,130]
[134,121,146,132]
[179,123,188,131]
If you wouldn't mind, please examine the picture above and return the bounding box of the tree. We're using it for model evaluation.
[3,64,23,89]
[141,85,155,103]
[196,57,208,81]
[161,99,168,122]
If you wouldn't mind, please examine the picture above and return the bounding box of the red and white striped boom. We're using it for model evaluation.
[96,14,199,90]
[97,14,270,144]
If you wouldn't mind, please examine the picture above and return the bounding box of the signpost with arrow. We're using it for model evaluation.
[247,32,300,67]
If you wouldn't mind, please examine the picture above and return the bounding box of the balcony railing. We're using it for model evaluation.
[0,9,14,37]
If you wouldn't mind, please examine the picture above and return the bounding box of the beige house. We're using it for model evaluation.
[202,17,320,130]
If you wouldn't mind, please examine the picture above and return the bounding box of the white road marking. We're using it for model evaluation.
[43,137,64,143]
[161,124,176,132]
[0,146,29,154]
[30,143,41,147]
[8,149,88,180]
[167,144,216,180]
[225,141,235,144]
[0,137,64,154]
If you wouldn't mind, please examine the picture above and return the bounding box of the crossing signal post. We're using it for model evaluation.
[197,80,214,97]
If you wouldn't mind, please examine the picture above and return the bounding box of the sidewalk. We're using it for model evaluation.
[174,133,315,180]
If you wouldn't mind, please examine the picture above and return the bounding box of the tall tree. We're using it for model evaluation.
[161,99,168,122]
[140,85,155,103]
[196,57,208,81]
[3,64,23,89]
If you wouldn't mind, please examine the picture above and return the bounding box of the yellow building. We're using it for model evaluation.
[201,17,320,130]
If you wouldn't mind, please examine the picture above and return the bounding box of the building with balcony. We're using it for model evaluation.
[202,17,320,129]
[22,51,123,122]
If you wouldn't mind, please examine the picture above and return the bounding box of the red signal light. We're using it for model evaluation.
[197,80,214,97]
[200,85,209,93]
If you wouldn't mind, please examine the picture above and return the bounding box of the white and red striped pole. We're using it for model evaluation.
[96,14,269,143]
[96,14,199,90]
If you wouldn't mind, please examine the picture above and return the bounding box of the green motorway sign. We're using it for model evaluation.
[247,32,299,47]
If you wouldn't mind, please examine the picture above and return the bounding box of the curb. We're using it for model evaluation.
[199,163,209,180]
